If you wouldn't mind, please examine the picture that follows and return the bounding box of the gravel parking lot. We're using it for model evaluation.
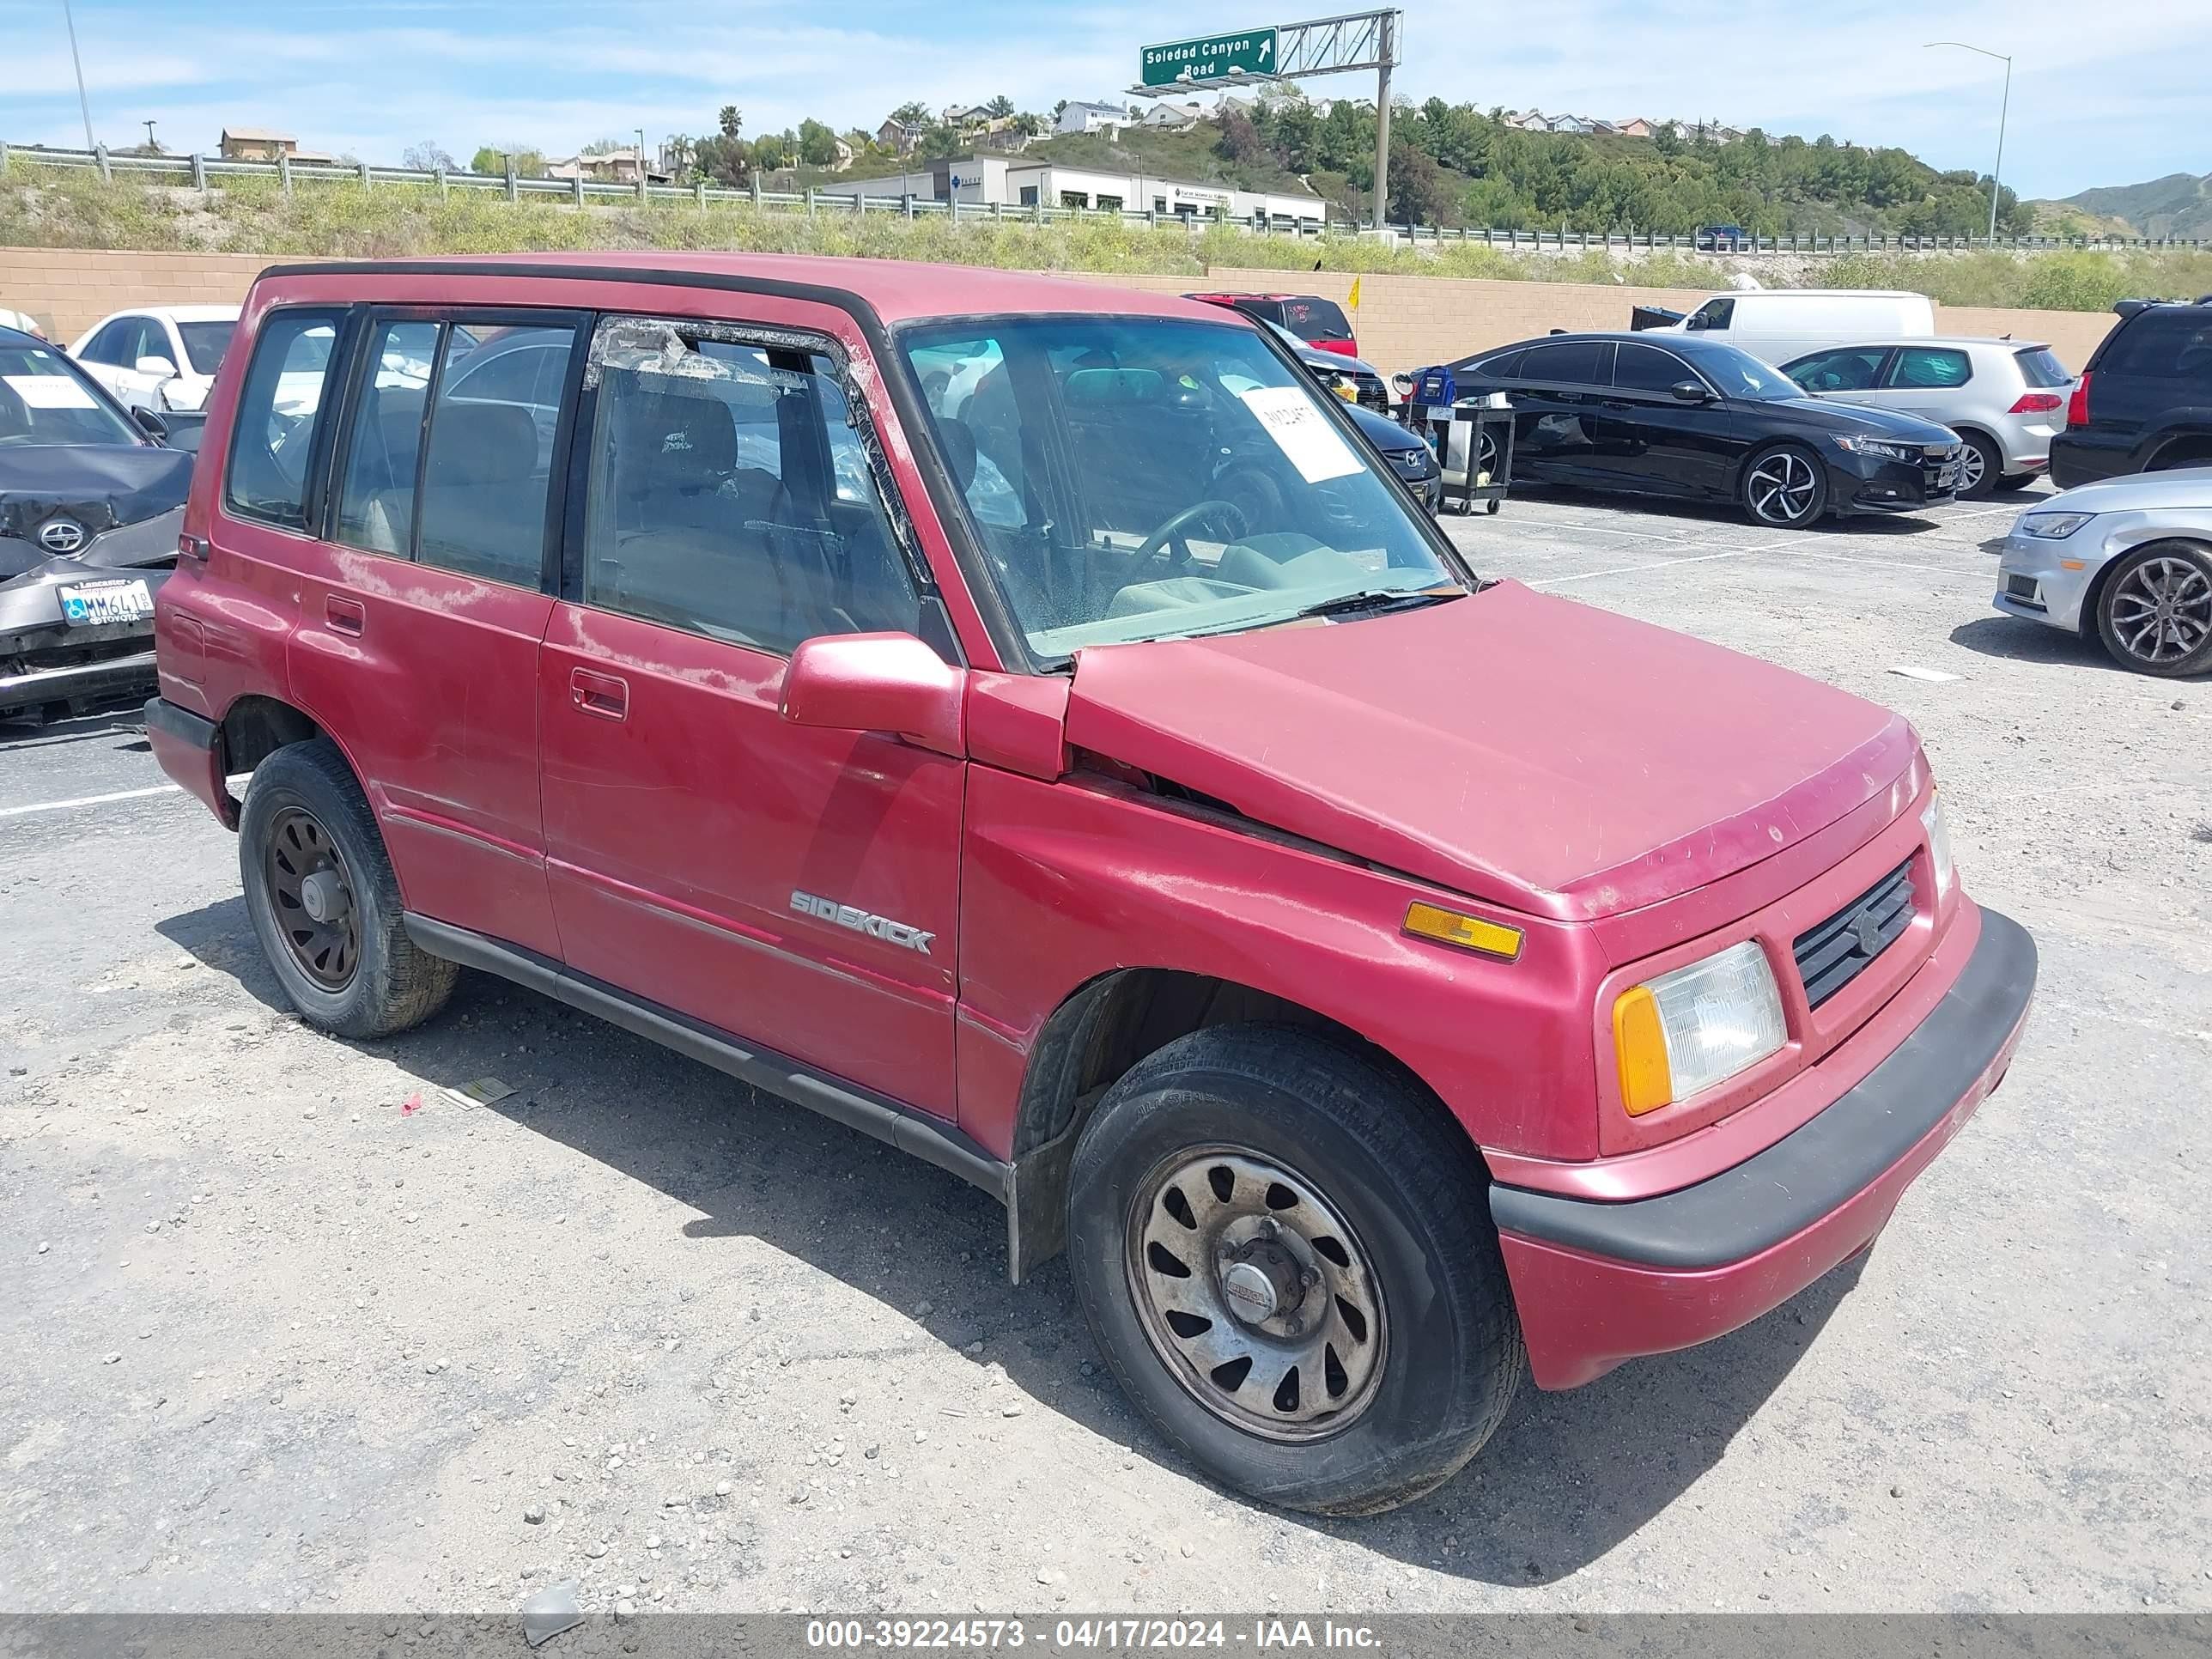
[3,482,2207,1621]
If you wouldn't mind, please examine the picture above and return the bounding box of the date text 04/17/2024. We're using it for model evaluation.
[804,1618,1382,1650]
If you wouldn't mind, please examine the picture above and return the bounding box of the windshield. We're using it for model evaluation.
[1694,343,1806,402]
[901,315,1463,657]
[177,319,236,375]
[0,344,140,447]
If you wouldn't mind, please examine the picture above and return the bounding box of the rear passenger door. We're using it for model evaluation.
[1502,338,1613,483]
[536,312,965,1119]
[286,307,585,959]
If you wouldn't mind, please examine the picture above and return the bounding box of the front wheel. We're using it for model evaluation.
[2095,543,2212,678]
[1066,1024,1522,1516]
[1740,442,1829,529]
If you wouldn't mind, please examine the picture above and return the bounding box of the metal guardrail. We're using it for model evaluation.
[0,142,1334,237]
[5,143,2207,252]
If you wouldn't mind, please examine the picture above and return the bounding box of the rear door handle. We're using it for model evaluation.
[326,596,365,637]
[570,667,629,721]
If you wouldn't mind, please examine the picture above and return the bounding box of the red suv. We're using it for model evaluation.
[147,254,2036,1516]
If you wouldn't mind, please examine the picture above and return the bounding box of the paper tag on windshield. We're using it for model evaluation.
[4,374,98,410]
[1237,386,1364,483]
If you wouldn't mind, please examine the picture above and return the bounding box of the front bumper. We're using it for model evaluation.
[1993,526,2101,633]
[1833,450,1960,516]
[1492,903,2036,1389]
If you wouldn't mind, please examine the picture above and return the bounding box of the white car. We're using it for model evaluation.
[1992,467,2212,678]
[68,304,240,416]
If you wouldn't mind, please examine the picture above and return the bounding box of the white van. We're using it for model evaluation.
[1669,289,1936,368]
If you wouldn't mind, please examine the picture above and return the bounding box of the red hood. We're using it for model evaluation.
[1064,582,1918,921]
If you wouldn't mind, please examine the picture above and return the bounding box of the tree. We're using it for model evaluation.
[693,134,752,186]
[797,118,840,167]
[580,137,627,155]
[1052,99,1068,121]
[402,141,456,172]
[889,100,933,128]
[1012,112,1046,139]
[718,106,743,139]
[984,94,1015,119]
[1387,139,1454,228]
[1217,108,1265,166]
[470,143,546,178]
[916,124,963,160]
[752,131,792,171]
[662,134,698,176]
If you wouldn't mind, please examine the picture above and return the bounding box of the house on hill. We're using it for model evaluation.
[1057,100,1131,137]
[218,127,333,163]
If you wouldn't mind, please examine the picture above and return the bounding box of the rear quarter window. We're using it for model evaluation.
[2099,310,2212,382]
[2013,347,2071,389]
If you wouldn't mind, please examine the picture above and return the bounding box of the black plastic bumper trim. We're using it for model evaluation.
[1491,906,2037,1270]
[402,913,1008,1202]
[143,695,218,750]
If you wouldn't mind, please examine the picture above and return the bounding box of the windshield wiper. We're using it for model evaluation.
[1280,585,1467,624]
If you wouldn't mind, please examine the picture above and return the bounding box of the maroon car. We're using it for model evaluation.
[146,253,2035,1515]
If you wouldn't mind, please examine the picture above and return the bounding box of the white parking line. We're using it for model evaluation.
[0,784,182,819]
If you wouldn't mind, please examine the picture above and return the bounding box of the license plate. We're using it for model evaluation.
[58,578,155,627]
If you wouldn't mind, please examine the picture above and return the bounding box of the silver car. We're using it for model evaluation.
[1781,337,2075,500]
[1991,467,2212,678]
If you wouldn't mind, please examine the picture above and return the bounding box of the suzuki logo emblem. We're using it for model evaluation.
[40,517,86,555]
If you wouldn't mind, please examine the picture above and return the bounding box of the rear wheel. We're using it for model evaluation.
[1741,443,1828,529]
[239,738,457,1037]
[1066,1024,1522,1516]
[1956,431,2002,500]
[2094,543,2212,678]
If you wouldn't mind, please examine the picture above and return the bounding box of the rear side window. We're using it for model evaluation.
[2100,310,2212,381]
[223,308,343,530]
[1889,347,1972,390]
[580,317,919,656]
[1516,340,1610,386]
[1279,298,1352,342]
[2013,347,2070,389]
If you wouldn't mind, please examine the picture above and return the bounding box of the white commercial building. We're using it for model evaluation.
[831,154,1327,228]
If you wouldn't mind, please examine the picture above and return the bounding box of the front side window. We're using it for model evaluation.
[1692,344,1804,402]
[901,315,1465,658]
[580,318,920,655]
[0,343,139,447]
[1613,341,1698,393]
[177,319,237,376]
[1889,347,1972,390]
[1786,347,1889,392]
[1686,297,1735,332]
[83,317,149,367]
[223,308,342,528]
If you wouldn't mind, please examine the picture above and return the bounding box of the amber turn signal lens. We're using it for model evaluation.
[1613,985,1674,1115]
[1402,901,1523,961]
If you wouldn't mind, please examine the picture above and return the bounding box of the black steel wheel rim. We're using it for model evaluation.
[265,806,360,990]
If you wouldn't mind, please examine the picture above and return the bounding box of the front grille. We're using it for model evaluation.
[1793,859,1915,1009]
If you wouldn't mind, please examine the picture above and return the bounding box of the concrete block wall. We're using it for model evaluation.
[0,246,2118,376]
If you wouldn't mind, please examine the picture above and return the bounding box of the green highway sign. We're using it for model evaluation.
[1140,26,1279,88]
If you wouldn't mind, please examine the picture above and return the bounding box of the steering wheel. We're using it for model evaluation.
[1133,499,1251,575]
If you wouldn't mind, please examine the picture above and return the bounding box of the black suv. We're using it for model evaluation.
[2049,298,2212,488]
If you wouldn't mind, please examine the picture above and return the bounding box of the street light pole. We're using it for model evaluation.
[1925,40,2013,243]
[142,119,157,152]
[60,0,94,150]
[636,126,647,179]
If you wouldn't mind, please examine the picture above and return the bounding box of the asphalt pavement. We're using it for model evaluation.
[2,481,2207,1618]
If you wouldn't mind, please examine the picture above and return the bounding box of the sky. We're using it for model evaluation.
[6,0,2207,201]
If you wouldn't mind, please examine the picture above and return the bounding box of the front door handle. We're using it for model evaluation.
[570,667,629,721]
[326,596,365,637]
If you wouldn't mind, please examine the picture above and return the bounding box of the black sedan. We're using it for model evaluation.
[1444,331,1965,529]
[1,325,191,723]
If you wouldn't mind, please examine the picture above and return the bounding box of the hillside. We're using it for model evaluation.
[2053,171,2212,240]
[1021,125,1317,199]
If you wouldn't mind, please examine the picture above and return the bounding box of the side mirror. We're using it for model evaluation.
[135,355,179,379]
[1669,380,1711,403]
[780,632,965,758]
[131,405,170,439]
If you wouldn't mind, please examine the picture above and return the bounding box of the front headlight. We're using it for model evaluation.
[2020,511,2096,539]
[1832,434,1923,464]
[1922,792,1955,899]
[1611,939,1787,1116]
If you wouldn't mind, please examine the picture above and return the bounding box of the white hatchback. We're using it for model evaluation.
[67,303,240,416]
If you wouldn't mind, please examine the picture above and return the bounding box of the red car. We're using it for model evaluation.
[1186,290,1359,358]
[146,254,2035,1516]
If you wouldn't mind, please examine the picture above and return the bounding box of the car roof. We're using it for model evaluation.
[262,253,1240,328]
[1783,337,2051,353]
[0,324,42,349]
